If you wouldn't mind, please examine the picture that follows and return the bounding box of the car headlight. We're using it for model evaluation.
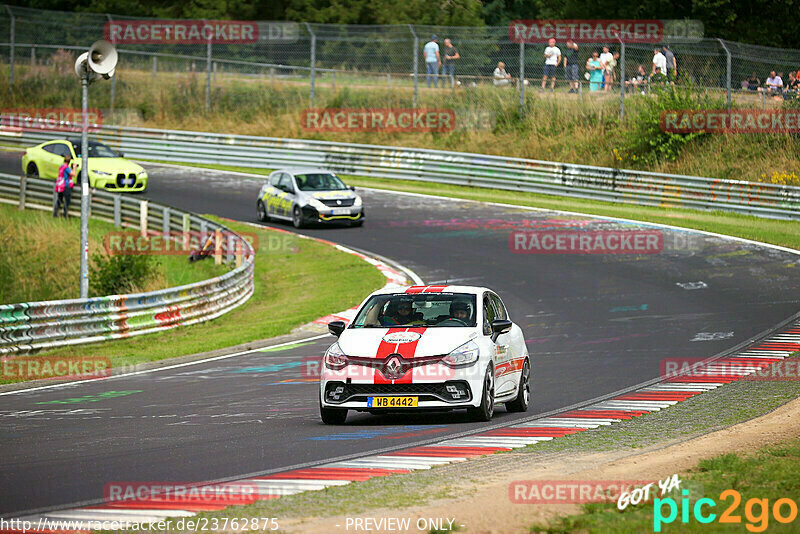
[324,342,348,370]
[92,169,112,176]
[307,197,327,211]
[442,340,480,367]
[353,196,362,207]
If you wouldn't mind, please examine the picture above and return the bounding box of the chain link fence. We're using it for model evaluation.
[1,4,799,124]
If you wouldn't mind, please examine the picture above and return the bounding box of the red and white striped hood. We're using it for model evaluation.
[338,327,477,359]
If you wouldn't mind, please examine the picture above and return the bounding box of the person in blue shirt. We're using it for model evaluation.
[423,35,441,88]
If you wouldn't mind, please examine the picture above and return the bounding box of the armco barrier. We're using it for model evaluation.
[0,172,255,354]
[2,119,799,220]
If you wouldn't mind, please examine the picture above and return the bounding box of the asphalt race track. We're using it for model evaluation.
[2,153,799,516]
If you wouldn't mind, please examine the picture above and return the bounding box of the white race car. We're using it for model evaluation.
[320,285,530,424]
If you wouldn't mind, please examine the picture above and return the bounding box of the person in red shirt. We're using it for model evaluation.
[53,154,75,218]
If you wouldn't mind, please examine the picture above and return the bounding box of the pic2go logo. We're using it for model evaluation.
[654,489,799,532]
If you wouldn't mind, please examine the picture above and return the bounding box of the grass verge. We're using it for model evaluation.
[0,202,224,304]
[4,216,385,382]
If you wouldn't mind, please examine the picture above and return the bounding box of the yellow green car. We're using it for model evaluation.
[22,138,148,192]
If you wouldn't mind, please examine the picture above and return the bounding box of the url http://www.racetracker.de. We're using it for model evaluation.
[0,517,281,532]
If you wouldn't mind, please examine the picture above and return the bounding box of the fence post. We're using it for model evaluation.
[18,174,26,210]
[205,35,212,112]
[213,61,217,82]
[519,41,525,114]
[235,239,242,268]
[152,55,157,79]
[214,228,222,265]
[226,232,234,264]
[140,200,149,238]
[162,206,170,237]
[30,45,35,66]
[305,23,316,107]
[718,38,732,112]
[182,213,191,250]
[410,26,419,108]
[619,40,626,121]
[113,195,121,227]
[6,5,14,88]
[331,70,335,91]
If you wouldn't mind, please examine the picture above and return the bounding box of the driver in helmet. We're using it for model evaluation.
[381,296,417,326]
[449,300,470,322]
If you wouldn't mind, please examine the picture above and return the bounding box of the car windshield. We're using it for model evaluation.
[71,141,119,158]
[295,173,348,191]
[350,293,477,328]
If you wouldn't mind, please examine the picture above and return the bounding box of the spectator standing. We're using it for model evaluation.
[493,61,512,86]
[652,48,667,78]
[423,35,441,88]
[542,38,561,91]
[441,38,459,84]
[604,51,618,92]
[586,52,603,92]
[765,71,783,95]
[663,45,677,83]
[563,39,579,93]
[53,154,75,218]
[747,72,761,91]
[599,46,613,89]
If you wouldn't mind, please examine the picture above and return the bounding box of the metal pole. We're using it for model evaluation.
[205,40,212,112]
[80,75,90,298]
[409,25,418,108]
[6,6,14,88]
[718,39,731,112]
[619,40,626,121]
[331,71,335,91]
[106,15,116,115]
[304,23,316,107]
[152,55,157,79]
[30,46,35,66]
[519,41,525,114]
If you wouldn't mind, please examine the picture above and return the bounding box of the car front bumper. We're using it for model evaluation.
[302,205,364,224]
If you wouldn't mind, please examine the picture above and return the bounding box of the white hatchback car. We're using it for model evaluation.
[320,285,530,424]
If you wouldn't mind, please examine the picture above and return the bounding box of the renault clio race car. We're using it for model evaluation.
[256,168,363,228]
[320,285,530,424]
[22,138,148,192]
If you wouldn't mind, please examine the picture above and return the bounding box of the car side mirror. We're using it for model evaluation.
[328,320,346,337]
[490,319,512,343]
[349,186,355,191]
[118,152,124,157]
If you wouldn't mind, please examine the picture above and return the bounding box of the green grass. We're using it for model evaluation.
[531,439,800,533]
[0,202,225,304]
[22,216,385,376]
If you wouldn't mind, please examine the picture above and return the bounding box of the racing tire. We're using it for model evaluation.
[292,206,305,229]
[467,366,494,422]
[26,163,39,177]
[505,358,531,413]
[256,200,269,222]
[320,402,348,425]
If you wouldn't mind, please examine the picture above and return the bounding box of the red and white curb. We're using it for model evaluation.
[8,324,798,531]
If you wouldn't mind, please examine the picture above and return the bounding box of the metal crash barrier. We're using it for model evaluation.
[3,119,799,220]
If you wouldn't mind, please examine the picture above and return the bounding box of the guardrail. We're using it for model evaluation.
[0,172,255,354]
[2,120,798,220]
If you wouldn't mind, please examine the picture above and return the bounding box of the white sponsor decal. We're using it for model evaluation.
[382,332,421,344]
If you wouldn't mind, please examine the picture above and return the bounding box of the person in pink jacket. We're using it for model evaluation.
[53,154,75,218]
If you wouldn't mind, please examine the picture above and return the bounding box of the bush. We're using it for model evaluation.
[91,253,160,296]
[620,83,725,165]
